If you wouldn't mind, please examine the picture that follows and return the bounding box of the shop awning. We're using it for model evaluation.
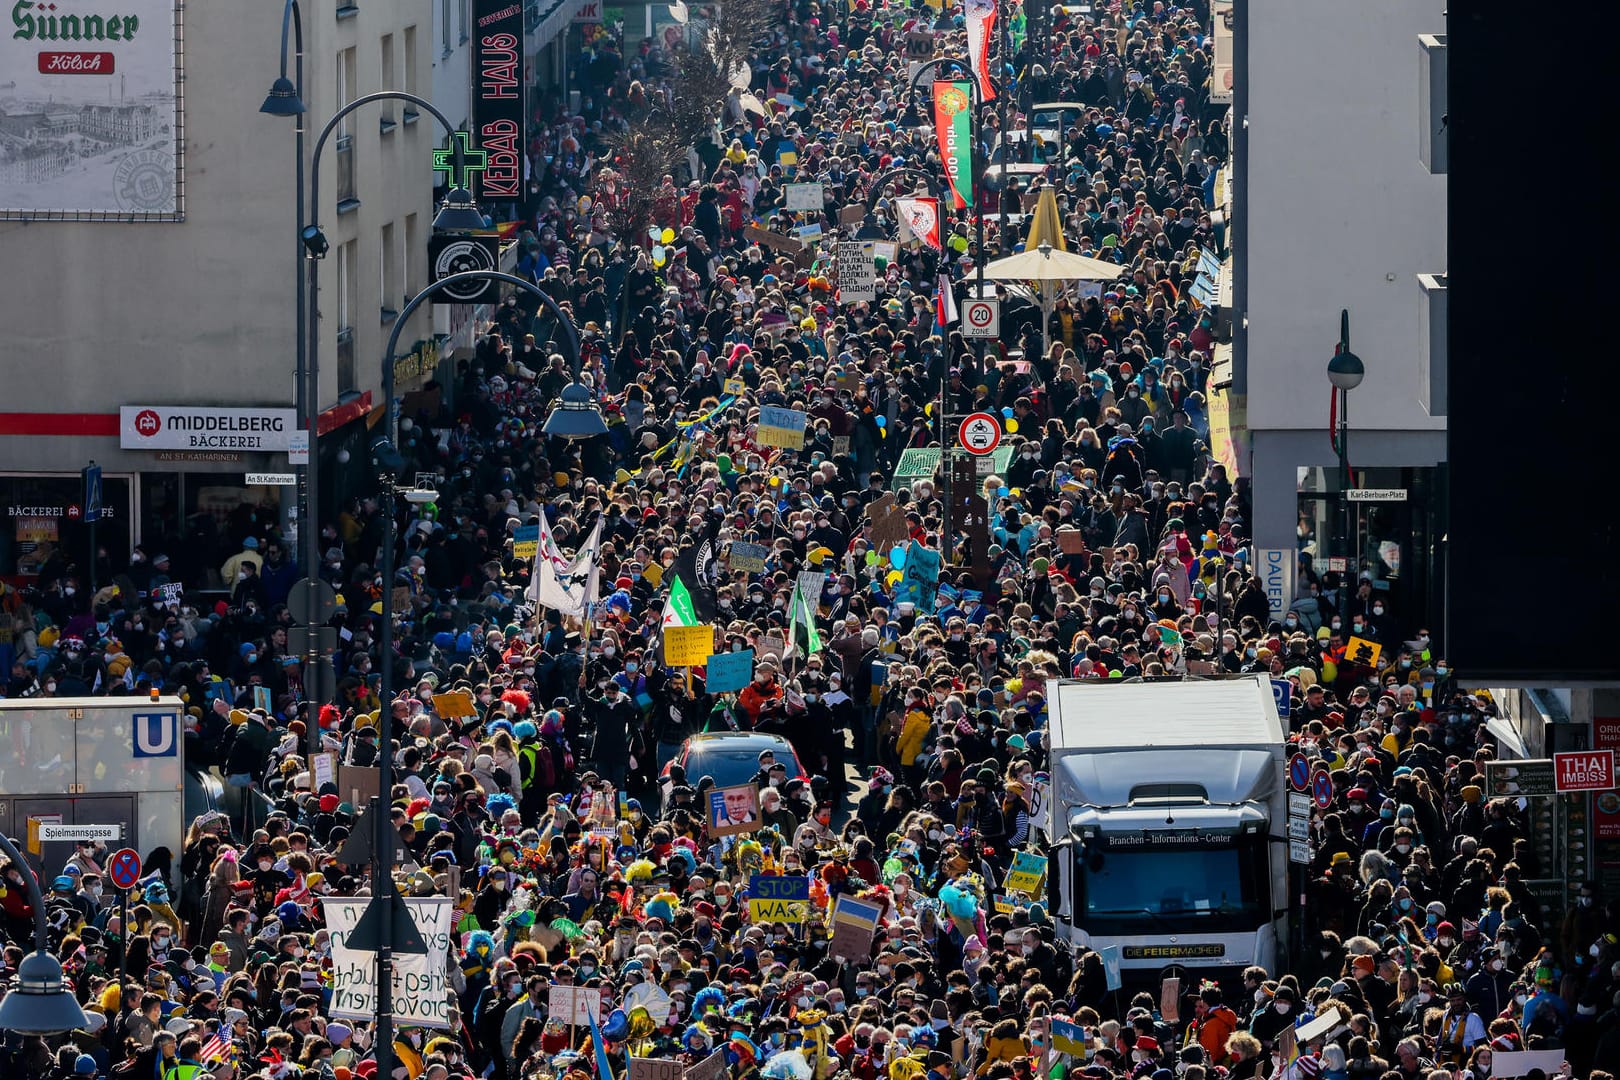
[527,0,579,52]
[1486,714,1530,760]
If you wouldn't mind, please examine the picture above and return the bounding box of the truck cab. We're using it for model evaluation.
[1036,675,1289,986]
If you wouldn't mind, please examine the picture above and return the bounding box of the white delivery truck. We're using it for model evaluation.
[0,696,186,880]
[1036,674,1289,984]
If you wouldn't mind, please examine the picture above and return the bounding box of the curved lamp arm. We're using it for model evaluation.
[380,270,584,442]
[0,831,49,954]
[309,91,468,227]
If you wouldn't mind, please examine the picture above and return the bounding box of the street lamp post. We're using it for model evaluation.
[367,270,594,1080]
[913,57,979,568]
[262,59,484,751]
[1327,308,1365,571]
[0,832,91,1033]
[260,0,316,754]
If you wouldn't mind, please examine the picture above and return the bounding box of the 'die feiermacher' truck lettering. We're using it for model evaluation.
[13,0,140,42]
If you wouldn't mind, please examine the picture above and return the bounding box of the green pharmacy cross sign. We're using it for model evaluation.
[433,132,488,188]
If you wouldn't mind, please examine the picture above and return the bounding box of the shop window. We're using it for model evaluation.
[0,474,130,581]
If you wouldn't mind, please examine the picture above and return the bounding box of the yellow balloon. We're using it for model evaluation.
[661,228,675,244]
[1006,418,1019,433]
[887,570,903,586]
[924,403,933,416]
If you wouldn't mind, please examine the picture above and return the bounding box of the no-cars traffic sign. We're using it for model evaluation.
[958,412,1002,455]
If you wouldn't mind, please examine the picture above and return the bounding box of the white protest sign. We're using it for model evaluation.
[550,983,608,1026]
[324,896,455,1029]
[312,752,337,793]
[1490,1051,1567,1078]
[785,182,824,211]
[836,240,877,302]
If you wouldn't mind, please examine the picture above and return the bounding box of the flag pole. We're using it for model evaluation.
[579,600,593,691]
[531,560,547,644]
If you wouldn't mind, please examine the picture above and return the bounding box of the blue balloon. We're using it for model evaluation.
[998,486,1010,497]
[603,1008,630,1042]
[875,415,887,428]
[890,545,907,569]
[1001,407,1014,418]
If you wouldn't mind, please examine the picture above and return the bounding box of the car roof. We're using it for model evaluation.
[686,732,795,752]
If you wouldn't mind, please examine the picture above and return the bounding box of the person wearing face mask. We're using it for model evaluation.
[219,536,264,590]
[737,662,786,730]
[1019,927,1060,989]
[1463,945,1510,1020]
[1561,881,1606,972]
[1248,984,1297,1045]
[588,676,637,790]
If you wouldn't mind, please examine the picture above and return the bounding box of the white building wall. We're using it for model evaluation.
[310,0,439,407]
[1239,0,1447,560]
[0,0,435,476]
[432,0,475,136]
[1244,0,1447,435]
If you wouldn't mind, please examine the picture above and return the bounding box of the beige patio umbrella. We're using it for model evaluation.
[984,241,1125,359]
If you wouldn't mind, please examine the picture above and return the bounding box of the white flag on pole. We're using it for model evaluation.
[531,519,602,615]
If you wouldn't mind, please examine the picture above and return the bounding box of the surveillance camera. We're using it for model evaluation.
[400,489,438,505]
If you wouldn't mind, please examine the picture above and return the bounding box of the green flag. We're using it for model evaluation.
[663,575,697,628]
[788,578,822,655]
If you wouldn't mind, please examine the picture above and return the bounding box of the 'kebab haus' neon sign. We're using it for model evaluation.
[13,0,143,42]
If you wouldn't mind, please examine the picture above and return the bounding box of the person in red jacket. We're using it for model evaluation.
[737,663,785,729]
[0,858,35,942]
[1185,982,1240,1065]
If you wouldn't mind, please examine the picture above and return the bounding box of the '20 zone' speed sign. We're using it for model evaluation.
[963,298,999,338]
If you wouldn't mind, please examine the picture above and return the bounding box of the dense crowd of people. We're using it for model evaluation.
[1,1,1613,1079]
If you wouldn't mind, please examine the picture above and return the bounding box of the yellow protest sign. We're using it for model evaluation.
[662,624,715,667]
[1004,851,1047,899]
[1345,635,1382,669]
[724,377,747,397]
[642,562,663,588]
[432,691,478,719]
[755,406,808,450]
[749,898,809,923]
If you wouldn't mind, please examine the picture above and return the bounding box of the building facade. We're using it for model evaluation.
[0,0,439,591]
[1233,0,1448,624]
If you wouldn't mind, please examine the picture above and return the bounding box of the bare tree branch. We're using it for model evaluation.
[592,0,776,242]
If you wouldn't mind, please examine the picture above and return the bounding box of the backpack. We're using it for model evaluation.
[521,741,557,790]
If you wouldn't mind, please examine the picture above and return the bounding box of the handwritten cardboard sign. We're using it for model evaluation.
[729,541,769,573]
[432,691,477,718]
[663,625,715,667]
[756,406,808,450]
[704,649,754,693]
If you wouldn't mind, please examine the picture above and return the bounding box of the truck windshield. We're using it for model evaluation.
[1075,834,1270,936]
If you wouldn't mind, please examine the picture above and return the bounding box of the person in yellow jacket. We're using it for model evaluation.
[393,1028,426,1079]
[896,703,932,787]
[975,1018,1028,1076]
